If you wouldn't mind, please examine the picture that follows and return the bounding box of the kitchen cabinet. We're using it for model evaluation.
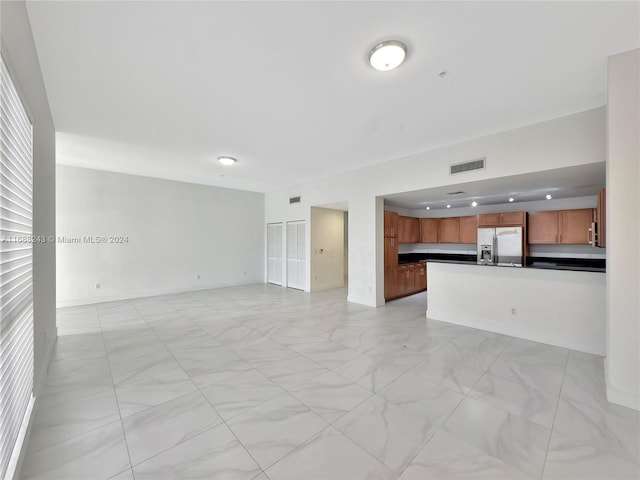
[416,263,427,290]
[558,208,594,244]
[439,217,460,243]
[397,264,415,296]
[528,211,558,244]
[419,218,439,243]
[398,216,420,243]
[596,188,606,247]
[499,211,525,226]
[528,208,595,245]
[478,213,500,227]
[390,261,427,299]
[384,237,398,267]
[459,216,478,243]
[384,211,398,238]
[478,212,525,227]
[385,266,398,299]
[384,237,398,300]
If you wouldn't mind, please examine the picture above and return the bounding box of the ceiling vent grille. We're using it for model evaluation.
[289,196,301,204]
[450,157,486,175]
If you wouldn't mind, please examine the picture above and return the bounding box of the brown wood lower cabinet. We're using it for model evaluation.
[397,264,414,296]
[416,263,427,290]
[387,262,427,300]
[384,266,397,299]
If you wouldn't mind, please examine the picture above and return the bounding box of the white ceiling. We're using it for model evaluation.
[383,162,606,210]
[26,1,639,193]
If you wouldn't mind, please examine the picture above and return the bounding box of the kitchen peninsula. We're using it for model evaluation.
[426,261,605,355]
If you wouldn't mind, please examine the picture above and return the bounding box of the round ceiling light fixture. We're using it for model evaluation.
[546,194,552,200]
[218,156,237,166]
[446,204,451,209]
[425,206,430,210]
[471,201,478,207]
[509,197,515,203]
[369,40,407,71]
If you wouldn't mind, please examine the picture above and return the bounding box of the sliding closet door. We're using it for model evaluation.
[286,221,305,290]
[266,223,283,286]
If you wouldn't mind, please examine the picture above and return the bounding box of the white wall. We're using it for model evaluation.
[1,1,57,477]
[265,107,605,306]
[56,165,264,306]
[310,207,344,291]
[427,262,606,355]
[606,49,640,410]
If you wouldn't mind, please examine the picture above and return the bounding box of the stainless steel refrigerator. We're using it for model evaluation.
[477,227,523,266]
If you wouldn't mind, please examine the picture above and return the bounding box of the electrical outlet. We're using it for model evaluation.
[197,274,201,280]
[95,283,101,289]
[511,307,517,317]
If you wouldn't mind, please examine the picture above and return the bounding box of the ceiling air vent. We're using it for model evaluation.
[450,157,486,175]
[289,196,301,204]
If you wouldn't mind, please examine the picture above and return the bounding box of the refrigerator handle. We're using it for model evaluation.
[492,234,498,264]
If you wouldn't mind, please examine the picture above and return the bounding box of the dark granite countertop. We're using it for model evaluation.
[398,253,605,273]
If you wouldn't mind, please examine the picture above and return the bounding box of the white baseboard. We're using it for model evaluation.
[56,280,264,308]
[310,282,345,292]
[347,293,377,307]
[9,333,57,480]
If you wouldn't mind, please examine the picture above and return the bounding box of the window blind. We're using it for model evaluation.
[0,56,34,480]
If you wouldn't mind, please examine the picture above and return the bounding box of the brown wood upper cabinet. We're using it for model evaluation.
[384,211,398,238]
[528,208,595,245]
[419,218,439,243]
[398,216,420,243]
[459,216,478,243]
[478,211,525,227]
[558,208,595,244]
[528,211,558,244]
[438,217,460,243]
[477,213,500,227]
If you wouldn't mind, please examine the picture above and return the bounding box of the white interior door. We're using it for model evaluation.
[267,223,283,285]
[287,221,305,290]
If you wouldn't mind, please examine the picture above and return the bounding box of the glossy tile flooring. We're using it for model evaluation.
[22,285,639,479]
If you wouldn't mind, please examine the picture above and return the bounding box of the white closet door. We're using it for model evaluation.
[287,221,305,290]
[266,223,283,286]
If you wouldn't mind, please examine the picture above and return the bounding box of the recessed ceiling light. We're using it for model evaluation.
[509,197,515,203]
[546,194,552,200]
[446,204,451,209]
[218,156,237,166]
[471,201,478,207]
[369,40,407,71]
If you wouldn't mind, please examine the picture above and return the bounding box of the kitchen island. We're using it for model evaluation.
[426,261,605,355]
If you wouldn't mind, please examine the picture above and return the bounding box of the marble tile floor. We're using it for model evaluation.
[21,285,639,479]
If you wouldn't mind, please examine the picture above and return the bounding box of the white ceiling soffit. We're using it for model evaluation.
[26,1,639,193]
[383,162,606,209]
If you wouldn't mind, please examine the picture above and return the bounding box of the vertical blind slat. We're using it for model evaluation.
[0,55,34,480]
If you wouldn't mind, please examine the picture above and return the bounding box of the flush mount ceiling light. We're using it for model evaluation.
[509,197,515,203]
[446,204,451,209]
[369,40,407,71]
[218,156,237,166]
[471,201,478,207]
[425,206,430,210]
[546,194,553,200]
